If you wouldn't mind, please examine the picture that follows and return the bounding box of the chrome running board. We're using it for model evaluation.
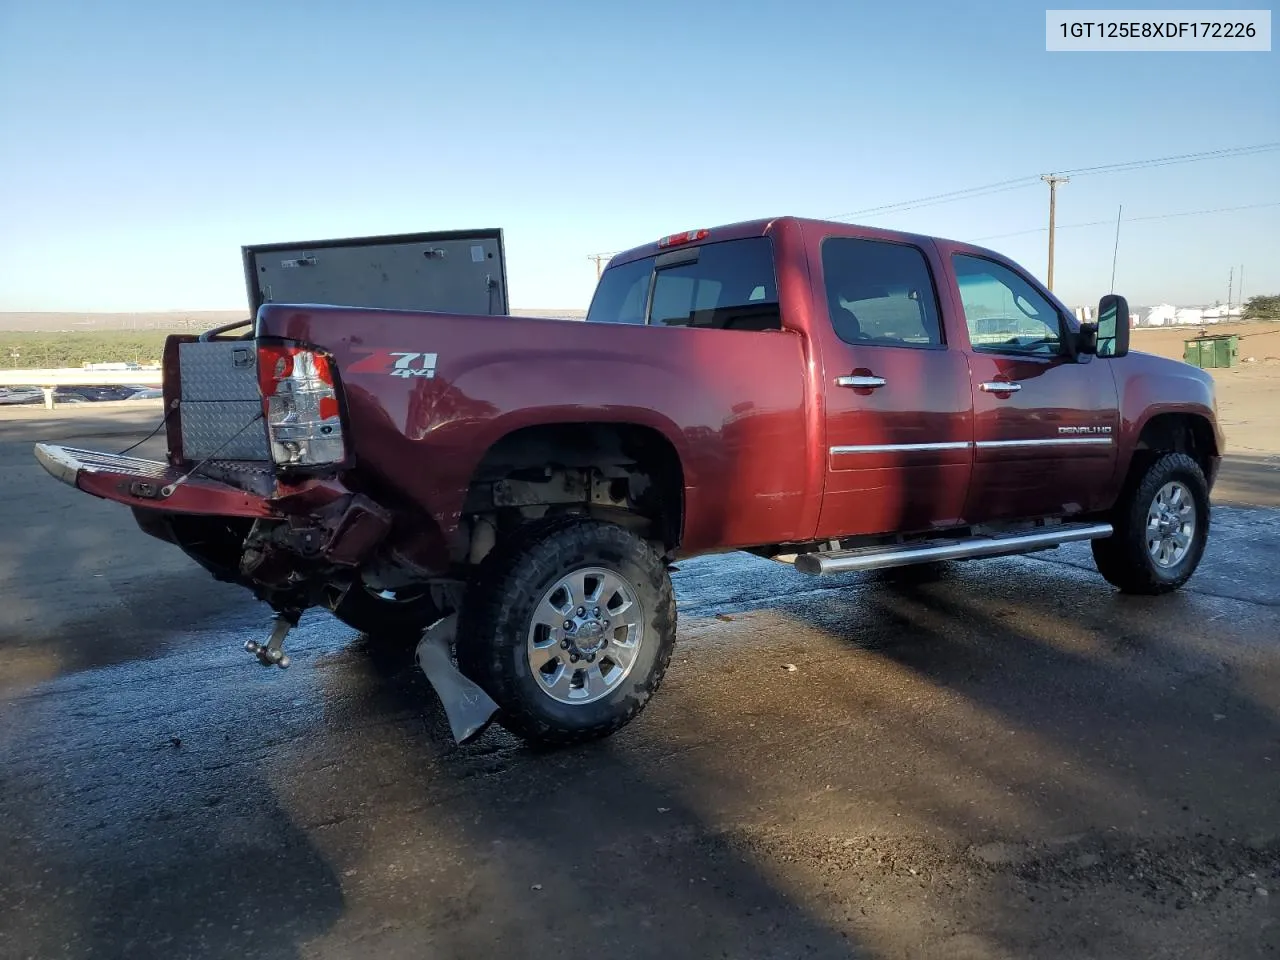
[793,522,1113,576]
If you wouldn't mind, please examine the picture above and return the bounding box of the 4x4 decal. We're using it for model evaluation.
[347,350,438,379]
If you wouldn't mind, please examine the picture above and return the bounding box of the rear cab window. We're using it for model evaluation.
[586,237,780,331]
[819,237,944,348]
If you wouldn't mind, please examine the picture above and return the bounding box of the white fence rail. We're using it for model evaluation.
[0,369,164,409]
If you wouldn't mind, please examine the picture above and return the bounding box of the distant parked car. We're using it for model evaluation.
[0,388,43,406]
[127,388,164,400]
[56,385,138,402]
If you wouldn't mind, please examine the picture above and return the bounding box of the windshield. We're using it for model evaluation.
[586,237,780,331]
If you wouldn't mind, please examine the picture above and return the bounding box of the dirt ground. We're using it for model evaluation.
[1,343,1278,959]
[1131,321,1280,457]
[1125,322,1280,507]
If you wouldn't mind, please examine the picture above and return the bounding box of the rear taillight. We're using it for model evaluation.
[257,343,345,468]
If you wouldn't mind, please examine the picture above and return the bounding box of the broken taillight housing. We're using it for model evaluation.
[257,342,346,469]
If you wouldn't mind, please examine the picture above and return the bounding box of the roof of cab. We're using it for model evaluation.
[604,216,1003,270]
[607,218,781,267]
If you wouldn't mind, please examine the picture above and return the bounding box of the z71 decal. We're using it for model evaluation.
[346,349,439,379]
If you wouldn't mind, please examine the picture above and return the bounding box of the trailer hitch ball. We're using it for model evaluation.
[244,613,298,669]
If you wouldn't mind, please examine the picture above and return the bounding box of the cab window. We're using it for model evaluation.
[585,257,649,325]
[820,238,943,348]
[952,255,1064,356]
[586,237,781,331]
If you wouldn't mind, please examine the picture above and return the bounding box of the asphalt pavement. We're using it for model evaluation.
[1,411,1278,959]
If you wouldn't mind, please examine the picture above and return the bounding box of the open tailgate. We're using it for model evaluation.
[34,444,273,518]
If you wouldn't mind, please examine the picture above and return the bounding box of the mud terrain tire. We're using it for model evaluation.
[458,517,676,747]
[1091,452,1209,595]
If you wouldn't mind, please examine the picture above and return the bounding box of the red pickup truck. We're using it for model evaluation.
[35,217,1222,746]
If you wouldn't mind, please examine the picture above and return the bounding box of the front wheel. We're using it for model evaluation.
[457,517,676,747]
[1091,452,1209,594]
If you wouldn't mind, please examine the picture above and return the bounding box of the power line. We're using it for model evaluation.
[1060,142,1280,178]
[825,142,1280,222]
[970,200,1280,242]
[826,177,1041,221]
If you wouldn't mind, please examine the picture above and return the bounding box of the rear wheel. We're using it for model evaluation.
[327,583,441,640]
[1091,452,1209,594]
[457,516,676,747]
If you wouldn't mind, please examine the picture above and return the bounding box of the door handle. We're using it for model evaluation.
[979,381,1022,393]
[836,375,886,389]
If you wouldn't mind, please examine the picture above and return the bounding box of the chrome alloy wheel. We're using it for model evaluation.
[1146,480,1196,568]
[526,567,644,705]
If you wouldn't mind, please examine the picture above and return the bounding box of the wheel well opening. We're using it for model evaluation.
[1134,413,1217,475]
[459,422,684,563]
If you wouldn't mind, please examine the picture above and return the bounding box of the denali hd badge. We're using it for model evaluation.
[347,350,438,379]
[1058,425,1112,434]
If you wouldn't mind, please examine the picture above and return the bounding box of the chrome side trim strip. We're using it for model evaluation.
[829,436,1114,456]
[830,441,972,455]
[976,437,1113,449]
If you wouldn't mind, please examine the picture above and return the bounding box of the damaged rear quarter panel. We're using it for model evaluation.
[256,305,813,557]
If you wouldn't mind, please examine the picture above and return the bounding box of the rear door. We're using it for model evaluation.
[948,253,1119,522]
[811,234,974,538]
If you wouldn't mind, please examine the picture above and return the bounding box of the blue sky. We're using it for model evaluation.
[0,0,1276,312]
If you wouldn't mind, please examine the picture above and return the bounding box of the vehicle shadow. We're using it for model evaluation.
[5,539,1277,958]
[0,641,346,960]
[299,636,866,958]
[765,549,1280,956]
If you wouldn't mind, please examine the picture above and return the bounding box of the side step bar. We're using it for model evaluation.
[793,522,1113,576]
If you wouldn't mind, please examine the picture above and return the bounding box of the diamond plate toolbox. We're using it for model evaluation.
[178,341,269,459]
[181,401,269,460]
[179,341,259,401]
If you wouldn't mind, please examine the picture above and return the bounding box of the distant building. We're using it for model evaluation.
[1145,304,1177,326]
[1175,307,1204,325]
[1201,304,1243,321]
[1074,305,1139,327]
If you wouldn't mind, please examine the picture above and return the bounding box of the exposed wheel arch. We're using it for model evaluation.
[1130,412,1219,479]
[457,421,685,563]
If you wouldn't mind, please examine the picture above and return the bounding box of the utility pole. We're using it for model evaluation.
[587,252,617,280]
[1041,174,1070,291]
[1239,264,1244,314]
[1228,267,1234,311]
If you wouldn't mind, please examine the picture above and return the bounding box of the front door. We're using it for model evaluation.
[950,253,1120,522]
[814,236,973,538]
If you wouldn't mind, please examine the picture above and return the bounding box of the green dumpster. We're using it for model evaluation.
[1182,334,1238,369]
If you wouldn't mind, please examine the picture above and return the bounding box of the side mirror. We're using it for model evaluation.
[1076,321,1099,356]
[1095,294,1130,358]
